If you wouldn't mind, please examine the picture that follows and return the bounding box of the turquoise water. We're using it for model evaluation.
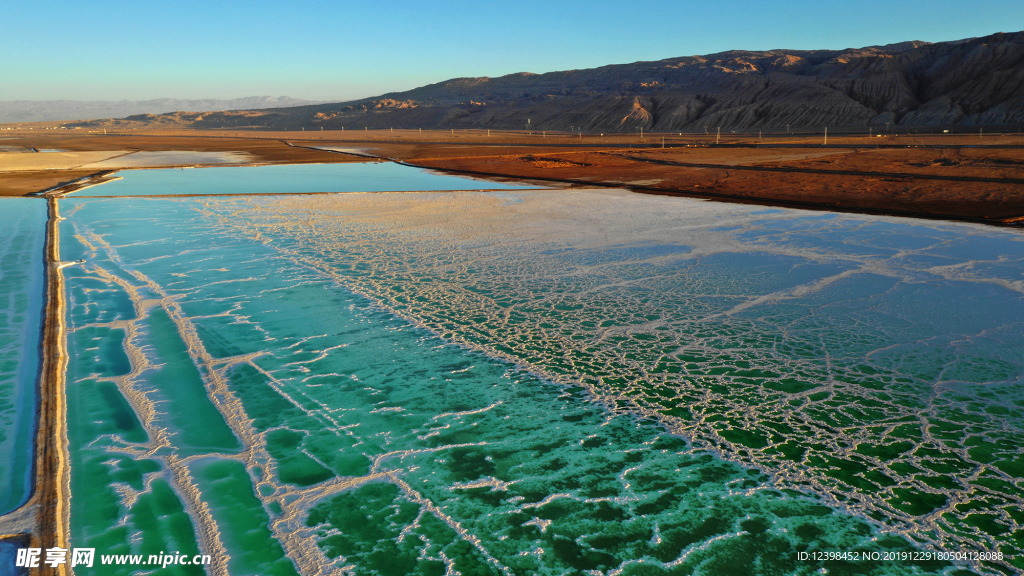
[199,191,1023,575]
[0,199,45,515]
[72,162,535,196]
[54,193,974,573]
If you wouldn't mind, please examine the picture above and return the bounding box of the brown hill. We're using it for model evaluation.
[75,30,1024,132]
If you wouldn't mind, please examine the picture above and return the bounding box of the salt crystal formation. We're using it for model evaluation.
[57,188,1024,575]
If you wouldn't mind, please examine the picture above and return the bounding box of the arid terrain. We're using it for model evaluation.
[3,30,1021,220]
[2,129,1022,224]
[21,31,1023,135]
[393,140,1024,223]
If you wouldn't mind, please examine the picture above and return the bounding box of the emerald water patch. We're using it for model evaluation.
[53,193,1004,575]
[189,190,1023,574]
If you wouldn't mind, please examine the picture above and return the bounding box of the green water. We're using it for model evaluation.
[55,194,988,575]
[0,199,46,515]
[192,191,1023,575]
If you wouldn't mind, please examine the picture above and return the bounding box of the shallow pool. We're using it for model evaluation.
[73,161,537,196]
[0,199,46,515]
[55,189,1024,574]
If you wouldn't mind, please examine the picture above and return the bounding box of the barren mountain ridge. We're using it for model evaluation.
[70,30,1024,132]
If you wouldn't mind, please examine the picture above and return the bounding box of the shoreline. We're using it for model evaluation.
[396,159,1024,227]
[3,131,1024,227]
[28,152,1024,227]
[36,171,120,197]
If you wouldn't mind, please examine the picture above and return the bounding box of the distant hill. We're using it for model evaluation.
[0,96,324,123]
[69,30,1024,131]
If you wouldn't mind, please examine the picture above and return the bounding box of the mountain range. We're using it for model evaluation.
[32,30,1024,131]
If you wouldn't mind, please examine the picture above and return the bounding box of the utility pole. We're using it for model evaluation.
[640,127,643,139]
[823,127,827,145]
[662,136,665,148]
[716,127,720,145]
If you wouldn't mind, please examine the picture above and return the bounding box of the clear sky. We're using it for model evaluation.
[5,0,1021,103]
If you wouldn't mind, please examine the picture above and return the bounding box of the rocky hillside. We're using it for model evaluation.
[81,31,1024,132]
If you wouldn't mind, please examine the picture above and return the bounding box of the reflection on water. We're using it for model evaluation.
[0,199,45,515]
[79,150,254,168]
[54,190,1024,575]
[71,161,537,196]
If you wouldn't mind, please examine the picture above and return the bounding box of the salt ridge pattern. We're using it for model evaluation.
[197,190,1024,574]
[55,194,969,575]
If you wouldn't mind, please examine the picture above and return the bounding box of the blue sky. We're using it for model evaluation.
[4,0,1021,102]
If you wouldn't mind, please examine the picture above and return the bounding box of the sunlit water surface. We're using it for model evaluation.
[73,162,536,196]
[56,189,1024,576]
[0,199,45,515]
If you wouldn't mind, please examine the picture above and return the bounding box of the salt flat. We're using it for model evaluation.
[52,187,1024,574]
[0,151,128,171]
[80,150,253,168]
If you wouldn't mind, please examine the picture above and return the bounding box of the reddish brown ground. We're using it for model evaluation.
[0,170,113,197]
[2,130,1022,223]
[398,146,1024,223]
